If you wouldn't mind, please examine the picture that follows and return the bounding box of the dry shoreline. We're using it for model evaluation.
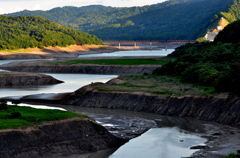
[1,42,238,158]
[0,43,184,60]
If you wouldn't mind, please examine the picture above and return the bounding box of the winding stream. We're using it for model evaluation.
[0,51,208,158]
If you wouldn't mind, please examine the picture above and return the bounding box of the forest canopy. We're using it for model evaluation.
[0,16,102,50]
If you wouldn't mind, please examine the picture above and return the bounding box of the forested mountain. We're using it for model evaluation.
[5,0,240,40]
[0,16,102,50]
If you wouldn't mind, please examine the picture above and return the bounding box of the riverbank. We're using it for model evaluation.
[0,116,125,158]
[0,60,161,75]
[1,77,240,157]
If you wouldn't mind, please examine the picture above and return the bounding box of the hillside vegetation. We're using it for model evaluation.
[0,16,102,50]
[6,0,237,40]
[153,20,240,94]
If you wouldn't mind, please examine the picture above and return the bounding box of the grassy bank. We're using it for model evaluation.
[92,74,215,96]
[48,57,175,65]
[0,104,86,129]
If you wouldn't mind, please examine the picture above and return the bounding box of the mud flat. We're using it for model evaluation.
[0,72,63,86]
[0,117,125,158]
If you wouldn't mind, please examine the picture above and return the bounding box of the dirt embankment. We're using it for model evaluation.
[0,117,125,158]
[58,85,240,127]
[0,61,159,75]
[0,72,63,86]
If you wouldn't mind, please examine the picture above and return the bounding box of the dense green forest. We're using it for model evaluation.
[0,16,102,50]
[5,0,197,31]
[6,0,238,40]
[153,20,240,94]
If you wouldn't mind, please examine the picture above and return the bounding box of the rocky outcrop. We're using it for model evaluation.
[61,86,240,126]
[0,117,125,158]
[0,72,63,86]
[0,61,160,75]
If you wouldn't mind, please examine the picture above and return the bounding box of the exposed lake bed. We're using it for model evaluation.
[0,48,239,158]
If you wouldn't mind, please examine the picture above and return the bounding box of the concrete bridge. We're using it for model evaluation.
[103,40,196,50]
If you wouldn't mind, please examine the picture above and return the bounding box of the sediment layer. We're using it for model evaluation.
[0,62,159,75]
[61,85,240,126]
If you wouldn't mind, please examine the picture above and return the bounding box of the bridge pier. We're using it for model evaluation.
[119,42,120,49]
[134,42,136,48]
[165,43,168,51]
[150,42,152,50]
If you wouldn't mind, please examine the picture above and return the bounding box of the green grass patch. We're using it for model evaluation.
[119,83,157,88]
[48,57,175,65]
[0,105,86,129]
[197,86,216,94]
[92,74,216,96]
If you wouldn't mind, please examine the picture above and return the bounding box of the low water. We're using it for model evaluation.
[0,58,208,158]
[0,73,117,98]
[55,106,209,158]
[78,50,174,58]
[109,128,206,158]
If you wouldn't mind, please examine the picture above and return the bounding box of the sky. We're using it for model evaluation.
[0,0,167,14]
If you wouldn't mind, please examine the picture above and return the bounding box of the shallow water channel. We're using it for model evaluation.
[0,53,208,158]
[78,49,174,58]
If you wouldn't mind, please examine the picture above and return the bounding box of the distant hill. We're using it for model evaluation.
[5,0,239,40]
[0,16,102,50]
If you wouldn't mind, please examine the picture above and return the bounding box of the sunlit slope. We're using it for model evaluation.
[0,16,102,50]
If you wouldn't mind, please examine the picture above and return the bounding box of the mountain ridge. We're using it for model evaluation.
[5,0,240,40]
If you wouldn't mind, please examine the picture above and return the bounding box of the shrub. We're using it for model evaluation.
[10,112,22,118]
[12,100,21,105]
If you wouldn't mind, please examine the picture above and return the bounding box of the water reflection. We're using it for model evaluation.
[7,102,65,111]
[0,74,117,97]
[78,50,174,58]
[109,128,207,158]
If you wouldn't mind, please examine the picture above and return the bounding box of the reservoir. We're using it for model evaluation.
[78,49,175,58]
[0,54,208,158]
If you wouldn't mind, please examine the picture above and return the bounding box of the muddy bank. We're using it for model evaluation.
[0,61,159,75]
[0,72,63,86]
[17,84,240,127]
[58,85,240,127]
[0,117,125,158]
